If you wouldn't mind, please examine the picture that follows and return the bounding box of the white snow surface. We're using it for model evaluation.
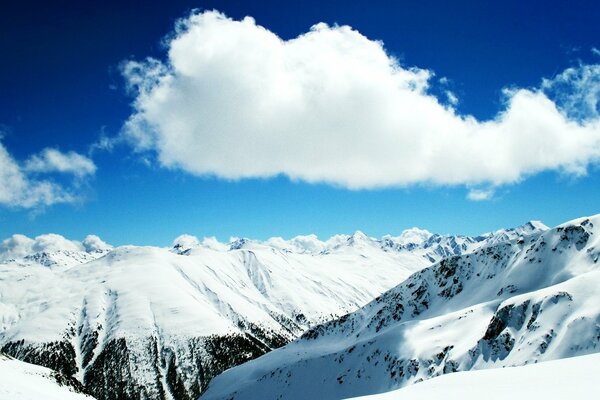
[0,241,427,345]
[348,352,600,400]
[0,353,93,400]
[0,223,546,342]
[200,215,599,400]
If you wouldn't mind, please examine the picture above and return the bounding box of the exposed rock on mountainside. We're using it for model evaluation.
[201,216,599,400]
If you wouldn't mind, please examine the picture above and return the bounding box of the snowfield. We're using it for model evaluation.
[0,353,94,400]
[201,215,600,400]
[347,352,600,400]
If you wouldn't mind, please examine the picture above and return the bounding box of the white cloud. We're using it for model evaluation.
[172,234,200,249]
[0,233,113,261]
[172,234,230,251]
[542,63,600,121]
[82,234,113,252]
[0,233,78,261]
[446,90,459,106]
[200,236,229,251]
[467,188,495,201]
[0,234,35,260]
[25,148,96,177]
[30,233,85,253]
[122,10,600,193]
[0,141,95,208]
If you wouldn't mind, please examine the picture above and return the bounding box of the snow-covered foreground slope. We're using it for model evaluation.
[0,223,546,400]
[0,353,94,400]
[348,352,600,400]
[201,215,600,400]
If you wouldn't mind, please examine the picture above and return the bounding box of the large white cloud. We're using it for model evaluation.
[122,11,600,194]
[0,141,95,208]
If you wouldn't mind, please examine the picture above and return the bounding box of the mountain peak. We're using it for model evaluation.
[346,231,374,247]
[351,230,369,240]
[521,220,549,232]
[229,237,252,250]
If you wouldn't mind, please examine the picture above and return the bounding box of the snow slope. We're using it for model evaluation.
[348,352,600,400]
[0,353,94,400]
[201,215,599,400]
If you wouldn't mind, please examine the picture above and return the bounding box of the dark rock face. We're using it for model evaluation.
[2,330,285,400]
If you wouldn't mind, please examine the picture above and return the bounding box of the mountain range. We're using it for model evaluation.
[2,218,586,400]
[200,215,599,399]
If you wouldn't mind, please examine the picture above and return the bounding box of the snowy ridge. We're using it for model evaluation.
[201,215,600,400]
[174,220,548,263]
[0,353,94,400]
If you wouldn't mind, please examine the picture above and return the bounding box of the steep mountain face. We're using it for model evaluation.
[0,353,94,400]
[380,220,548,263]
[201,215,600,400]
[0,223,547,400]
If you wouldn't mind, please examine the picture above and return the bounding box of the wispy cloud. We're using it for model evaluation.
[466,188,495,201]
[542,63,600,122]
[0,141,96,209]
[121,11,600,192]
[25,148,96,177]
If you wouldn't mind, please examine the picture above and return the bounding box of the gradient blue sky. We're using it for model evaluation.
[1,0,599,245]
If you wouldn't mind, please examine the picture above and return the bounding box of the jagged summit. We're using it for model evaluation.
[524,220,550,230]
[168,222,548,264]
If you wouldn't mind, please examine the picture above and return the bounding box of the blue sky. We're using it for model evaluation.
[1,0,599,245]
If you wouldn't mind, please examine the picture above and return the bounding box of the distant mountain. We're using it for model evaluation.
[0,222,547,400]
[201,215,599,400]
[0,353,94,400]
[0,233,112,268]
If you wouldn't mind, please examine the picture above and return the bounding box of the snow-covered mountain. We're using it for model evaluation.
[0,222,547,400]
[349,352,600,400]
[0,353,94,400]
[380,220,548,263]
[201,215,600,400]
[176,220,547,262]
